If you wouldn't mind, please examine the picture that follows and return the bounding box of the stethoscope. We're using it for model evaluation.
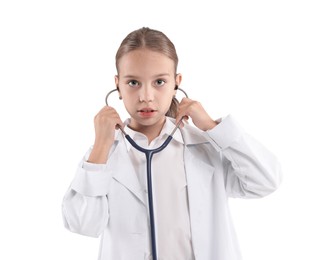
[105,87,188,260]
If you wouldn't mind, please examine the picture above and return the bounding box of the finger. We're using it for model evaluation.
[112,111,123,128]
[181,115,189,127]
[180,97,190,103]
[99,105,114,112]
[175,115,189,128]
[182,115,189,121]
[115,118,124,130]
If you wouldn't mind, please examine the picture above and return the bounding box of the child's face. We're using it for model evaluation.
[116,49,181,131]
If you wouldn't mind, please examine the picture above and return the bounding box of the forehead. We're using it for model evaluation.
[118,49,175,76]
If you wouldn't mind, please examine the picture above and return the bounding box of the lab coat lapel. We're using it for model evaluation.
[181,125,215,255]
[184,147,214,221]
[110,132,147,206]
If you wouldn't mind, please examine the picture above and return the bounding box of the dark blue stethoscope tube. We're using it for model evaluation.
[125,134,173,260]
[105,88,188,260]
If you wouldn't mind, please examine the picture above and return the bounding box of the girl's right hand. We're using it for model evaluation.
[93,106,123,145]
[88,106,123,163]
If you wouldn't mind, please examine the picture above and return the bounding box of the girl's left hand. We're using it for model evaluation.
[176,97,218,131]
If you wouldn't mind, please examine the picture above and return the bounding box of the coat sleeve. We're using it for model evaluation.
[62,147,114,237]
[206,115,282,198]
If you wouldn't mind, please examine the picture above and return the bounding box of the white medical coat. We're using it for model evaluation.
[62,115,282,260]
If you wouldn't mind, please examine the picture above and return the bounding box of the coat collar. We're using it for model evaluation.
[114,117,210,147]
[122,117,184,151]
[111,118,214,208]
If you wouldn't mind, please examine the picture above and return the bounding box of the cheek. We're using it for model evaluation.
[122,100,134,116]
[123,94,141,113]
[160,94,174,109]
[123,96,136,108]
[122,90,137,102]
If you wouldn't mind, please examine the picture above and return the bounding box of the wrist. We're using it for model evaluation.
[204,120,218,131]
[88,141,114,164]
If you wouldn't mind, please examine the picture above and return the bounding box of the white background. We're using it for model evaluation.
[1,0,322,259]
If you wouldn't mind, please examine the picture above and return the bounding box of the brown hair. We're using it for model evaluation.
[115,27,179,118]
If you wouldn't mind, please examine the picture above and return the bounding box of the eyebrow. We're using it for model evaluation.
[122,73,171,79]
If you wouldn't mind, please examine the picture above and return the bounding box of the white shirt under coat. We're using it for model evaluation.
[62,115,282,260]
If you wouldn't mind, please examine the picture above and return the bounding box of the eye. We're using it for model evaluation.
[128,80,140,87]
[155,79,165,87]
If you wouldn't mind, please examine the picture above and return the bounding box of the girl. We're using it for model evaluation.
[62,27,282,260]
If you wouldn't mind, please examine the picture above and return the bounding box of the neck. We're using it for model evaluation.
[128,118,166,143]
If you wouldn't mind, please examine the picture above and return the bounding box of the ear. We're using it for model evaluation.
[175,73,182,88]
[175,73,182,93]
[114,75,119,91]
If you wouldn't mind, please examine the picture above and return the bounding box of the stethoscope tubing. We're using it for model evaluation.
[105,88,188,260]
[125,134,174,260]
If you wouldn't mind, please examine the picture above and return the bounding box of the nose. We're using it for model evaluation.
[139,85,154,103]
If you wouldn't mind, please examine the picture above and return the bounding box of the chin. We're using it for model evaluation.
[133,115,166,126]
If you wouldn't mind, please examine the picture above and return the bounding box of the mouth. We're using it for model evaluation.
[137,108,157,117]
[138,108,157,112]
